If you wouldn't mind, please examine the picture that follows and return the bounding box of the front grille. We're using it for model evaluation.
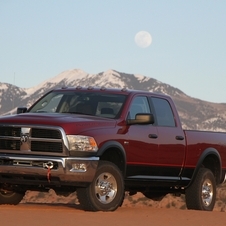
[0,140,20,150]
[0,125,65,154]
[32,128,62,139]
[0,126,21,137]
[31,141,63,152]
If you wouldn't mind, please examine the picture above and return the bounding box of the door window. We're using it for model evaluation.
[151,97,176,127]
[128,96,151,120]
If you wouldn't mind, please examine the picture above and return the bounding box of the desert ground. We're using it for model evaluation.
[1,204,226,226]
[1,185,226,226]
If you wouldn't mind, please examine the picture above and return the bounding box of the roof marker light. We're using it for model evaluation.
[100,86,106,91]
[121,88,127,92]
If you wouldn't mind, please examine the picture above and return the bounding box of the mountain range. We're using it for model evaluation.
[0,69,226,131]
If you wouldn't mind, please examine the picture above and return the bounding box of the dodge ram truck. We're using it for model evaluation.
[0,86,225,211]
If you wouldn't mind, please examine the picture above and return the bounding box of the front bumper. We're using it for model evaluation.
[0,154,99,186]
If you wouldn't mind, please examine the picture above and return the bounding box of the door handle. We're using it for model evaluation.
[176,136,184,140]
[149,134,158,139]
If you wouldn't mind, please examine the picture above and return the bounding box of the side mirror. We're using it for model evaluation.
[17,107,27,114]
[127,113,155,125]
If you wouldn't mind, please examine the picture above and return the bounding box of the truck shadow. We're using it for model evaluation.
[19,202,84,210]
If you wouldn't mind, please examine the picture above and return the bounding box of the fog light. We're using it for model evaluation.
[70,163,87,172]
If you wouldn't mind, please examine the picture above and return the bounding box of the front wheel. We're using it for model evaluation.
[77,161,124,211]
[0,190,25,205]
[185,168,216,211]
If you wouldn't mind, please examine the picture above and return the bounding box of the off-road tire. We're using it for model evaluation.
[77,161,124,211]
[185,168,216,211]
[0,190,25,205]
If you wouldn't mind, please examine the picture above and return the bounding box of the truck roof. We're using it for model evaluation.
[53,86,170,98]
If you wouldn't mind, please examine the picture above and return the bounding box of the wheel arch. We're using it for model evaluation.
[189,147,222,187]
[96,141,126,177]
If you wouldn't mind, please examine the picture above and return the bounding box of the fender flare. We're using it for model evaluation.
[96,141,127,176]
[188,147,222,186]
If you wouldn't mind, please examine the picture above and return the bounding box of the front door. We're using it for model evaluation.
[151,97,186,177]
[125,96,159,178]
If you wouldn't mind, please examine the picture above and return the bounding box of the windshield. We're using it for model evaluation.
[28,90,127,119]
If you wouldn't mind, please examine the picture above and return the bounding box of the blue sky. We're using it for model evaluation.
[1,0,226,103]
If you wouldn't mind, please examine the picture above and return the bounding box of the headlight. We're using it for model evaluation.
[66,135,98,152]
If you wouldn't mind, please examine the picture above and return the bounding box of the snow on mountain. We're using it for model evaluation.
[50,69,88,83]
[0,69,226,132]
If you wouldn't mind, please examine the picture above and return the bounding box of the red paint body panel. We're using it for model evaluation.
[184,130,226,169]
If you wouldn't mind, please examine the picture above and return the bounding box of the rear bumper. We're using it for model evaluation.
[0,154,99,185]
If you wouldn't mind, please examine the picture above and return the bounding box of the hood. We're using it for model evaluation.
[0,113,116,134]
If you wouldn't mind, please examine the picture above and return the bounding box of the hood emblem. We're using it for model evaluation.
[20,135,29,143]
[20,128,31,151]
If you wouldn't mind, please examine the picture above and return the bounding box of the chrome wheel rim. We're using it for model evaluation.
[202,178,213,207]
[95,172,117,204]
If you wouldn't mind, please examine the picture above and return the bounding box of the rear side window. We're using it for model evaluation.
[151,97,175,127]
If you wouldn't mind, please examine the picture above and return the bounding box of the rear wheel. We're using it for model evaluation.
[0,190,25,205]
[77,161,124,211]
[185,168,216,211]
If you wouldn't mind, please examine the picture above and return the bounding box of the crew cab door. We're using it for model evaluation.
[126,96,159,177]
[151,97,186,177]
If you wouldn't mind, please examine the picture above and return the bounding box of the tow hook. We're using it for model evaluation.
[43,161,54,182]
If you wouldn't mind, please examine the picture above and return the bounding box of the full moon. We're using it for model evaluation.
[135,31,152,48]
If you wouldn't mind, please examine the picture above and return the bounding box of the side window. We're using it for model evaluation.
[151,97,175,127]
[128,96,151,120]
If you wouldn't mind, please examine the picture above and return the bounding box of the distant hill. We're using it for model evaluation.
[1,69,226,131]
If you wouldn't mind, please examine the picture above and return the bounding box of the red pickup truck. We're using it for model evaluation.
[0,87,225,211]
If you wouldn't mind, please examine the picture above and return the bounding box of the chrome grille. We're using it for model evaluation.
[0,125,64,154]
